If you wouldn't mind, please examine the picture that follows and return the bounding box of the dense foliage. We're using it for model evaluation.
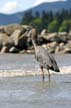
[21,9,71,33]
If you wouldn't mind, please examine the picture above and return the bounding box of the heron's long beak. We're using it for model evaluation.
[26,30,32,38]
[18,31,29,40]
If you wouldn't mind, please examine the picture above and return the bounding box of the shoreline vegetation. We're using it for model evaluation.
[0,23,71,54]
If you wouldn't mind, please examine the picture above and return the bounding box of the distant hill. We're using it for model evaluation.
[0,13,21,25]
[0,1,71,25]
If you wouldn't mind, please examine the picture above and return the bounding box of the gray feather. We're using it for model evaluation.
[35,46,60,72]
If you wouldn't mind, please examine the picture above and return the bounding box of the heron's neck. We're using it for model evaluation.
[32,38,37,50]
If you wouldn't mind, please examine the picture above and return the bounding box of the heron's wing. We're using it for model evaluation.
[35,47,52,68]
[35,46,60,72]
[48,53,60,72]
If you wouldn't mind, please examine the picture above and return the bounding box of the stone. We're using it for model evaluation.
[9,46,20,53]
[46,41,58,53]
[0,46,8,53]
[41,29,48,36]
[68,31,71,40]
[42,32,60,42]
[0,33,14,48]
[58,32,67,43]
[11,29,27,46]
[4,24,25,36]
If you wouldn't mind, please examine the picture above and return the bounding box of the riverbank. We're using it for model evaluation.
[0,24,71,54]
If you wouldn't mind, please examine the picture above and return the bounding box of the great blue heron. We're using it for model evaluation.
[27,29,60,82]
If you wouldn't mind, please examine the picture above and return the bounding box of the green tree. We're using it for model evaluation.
[41,10,48,29]
[47,11,53,23]
[68,19,71,30]
[47,19,59,32]
[35,11,40,18]
[21,10,34,25]
[58,20,70,32]
[30,18,42,33]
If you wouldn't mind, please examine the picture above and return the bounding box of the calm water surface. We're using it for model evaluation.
[0,54,71,108]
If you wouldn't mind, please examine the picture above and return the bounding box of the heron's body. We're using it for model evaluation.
[28,28,60,81]
[35,46,60,72]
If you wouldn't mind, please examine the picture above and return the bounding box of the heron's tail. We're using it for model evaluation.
[54,67,60,72]
[48,53,60,72]
[50,64,60,72]
[53,65,60,72]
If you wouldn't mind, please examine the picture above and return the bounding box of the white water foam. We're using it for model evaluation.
[0,66,71,77]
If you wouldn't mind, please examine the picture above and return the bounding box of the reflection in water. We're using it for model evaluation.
[0,75,71,108]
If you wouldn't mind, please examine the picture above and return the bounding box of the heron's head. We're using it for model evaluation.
[27,28,37,40]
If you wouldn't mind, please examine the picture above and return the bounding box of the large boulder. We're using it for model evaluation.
[40,31,68,43]
[46,41,58,53]
[41,29,48,36]
[11,29,24,46]
[0,26,5,33]
[11,30,28,49]
[41,33,60,42]
[58,32,68,43]
[55,43,64,54]
[68,31,71,40]
[3,24,26,36]
[9,46,20,53]
[55,43,71,54]
[0,33,14,49]
[68,40,71,47]
[21,25,33,31]
[41,41,58,53]
[0,46,8,53]
[0,24,32,36]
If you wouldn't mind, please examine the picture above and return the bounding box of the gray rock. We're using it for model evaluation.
[19,50,26,54]
[41,29,48,36]
[4,24,26,36]
[58,32,67,36]
[46,41,58,53]
[0,46,8,53]
[9,46,20,53]
[68,31,71,40]
[42,33,60,42]
[10,29,27,47]
[22,25,33,31]
[63,44,71,53]
[68,40,71,47]
[55,46,60,54]
[47,41,58,48]
[0,33,14,48]
[55,42,65,54]
[55,43,71,54]
[0,26,5,33]
[58,32,68,43]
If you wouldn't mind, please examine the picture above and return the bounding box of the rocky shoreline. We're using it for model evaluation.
[0,24,71,54]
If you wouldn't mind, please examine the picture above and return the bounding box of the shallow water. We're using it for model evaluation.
[0,53,71,75]
[0,54,71,108]
[0,75,71,108]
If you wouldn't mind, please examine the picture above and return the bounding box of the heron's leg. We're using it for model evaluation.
[48,70,50,82]
[40,66,44,82]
